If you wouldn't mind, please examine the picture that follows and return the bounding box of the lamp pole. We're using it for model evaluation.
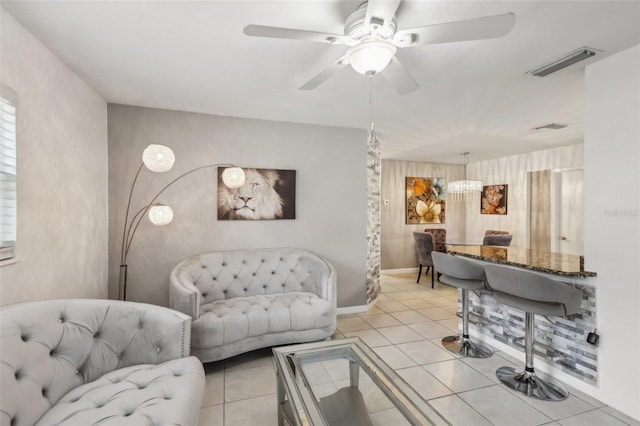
[118,144,245,300]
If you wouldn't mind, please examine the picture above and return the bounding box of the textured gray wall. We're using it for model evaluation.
[466,144,584,248]
[381,160,465,270]
[108,104,368,308]
[0,11,109,305]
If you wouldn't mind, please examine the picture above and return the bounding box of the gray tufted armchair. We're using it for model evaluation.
[170,248,337,363]
[0,299,205,426]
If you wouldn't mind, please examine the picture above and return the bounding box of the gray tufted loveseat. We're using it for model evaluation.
[0,299,205,426]
[170,248,337,363]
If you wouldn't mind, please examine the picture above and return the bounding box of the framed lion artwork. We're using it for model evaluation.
[217,167,296,220]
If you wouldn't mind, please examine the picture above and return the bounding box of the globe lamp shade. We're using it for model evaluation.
[148,204,174,226]
[221,167,246,189]
[142,144,175,172]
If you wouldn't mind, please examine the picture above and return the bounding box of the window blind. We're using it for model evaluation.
[0,88,17,261]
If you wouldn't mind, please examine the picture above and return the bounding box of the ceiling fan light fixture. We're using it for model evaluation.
[346,40,397,75]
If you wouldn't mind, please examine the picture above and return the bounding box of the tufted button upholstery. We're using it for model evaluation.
[173,249,332,304]
[195,292,334,348]
[35,357,204,426]
[170,248,337,363]
[1,299,205,426]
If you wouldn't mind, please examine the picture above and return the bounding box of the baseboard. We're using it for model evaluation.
[337,297,379,315]
[381,268,418,275]
[336,304,370,315]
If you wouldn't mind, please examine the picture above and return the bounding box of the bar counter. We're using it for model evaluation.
[446,245,596,277]
[443,245,599,386]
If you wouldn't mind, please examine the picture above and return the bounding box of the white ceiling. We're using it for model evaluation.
[2,0,639,164]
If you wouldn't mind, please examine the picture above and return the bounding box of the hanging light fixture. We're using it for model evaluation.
[346,40,397,76]
[448,152,482,201]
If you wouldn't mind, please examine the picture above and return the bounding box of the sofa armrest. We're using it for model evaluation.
[170,267,201,320]
[320,256,337,304]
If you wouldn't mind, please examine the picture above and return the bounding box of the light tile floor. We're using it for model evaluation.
[198,272,640,426]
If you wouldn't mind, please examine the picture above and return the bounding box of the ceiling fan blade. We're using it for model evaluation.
[381,57,419,95]
[243,25,346,44]
[364,0,402,27]
[396,12,516,46]
[299,57,348,90]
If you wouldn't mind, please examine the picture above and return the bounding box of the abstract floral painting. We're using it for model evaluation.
[481,184,508,215]
[406,177,446,224]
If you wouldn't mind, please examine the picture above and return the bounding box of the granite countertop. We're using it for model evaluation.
[446,245,596,277]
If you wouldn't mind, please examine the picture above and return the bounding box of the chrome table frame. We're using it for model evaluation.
[272,337,449,426]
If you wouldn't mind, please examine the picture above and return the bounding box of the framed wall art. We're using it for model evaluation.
[481,184,508,215]
[218,167,296,220]
[406,177,446,224]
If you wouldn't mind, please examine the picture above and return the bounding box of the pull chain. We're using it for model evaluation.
[369,74,375,133]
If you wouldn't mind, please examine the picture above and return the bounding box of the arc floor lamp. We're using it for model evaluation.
[119,144,245,300]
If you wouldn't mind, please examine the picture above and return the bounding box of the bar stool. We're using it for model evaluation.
[484,264,583,401]
[432,252,493,358]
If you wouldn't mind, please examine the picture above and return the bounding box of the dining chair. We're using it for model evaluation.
[483,234,513,246]
[425,228,447,282]
[424,228,447,254]
[413,232,436,288]
[484,230,510,236]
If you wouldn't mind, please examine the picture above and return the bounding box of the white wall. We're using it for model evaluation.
[584,44,640,419]
[381,160,465,270]
[108,104,368,308]
[0,10,109,305]
[466,144,584,248]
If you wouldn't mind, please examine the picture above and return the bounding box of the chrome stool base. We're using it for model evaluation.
[496,366,569,401]
[442,335,493,358]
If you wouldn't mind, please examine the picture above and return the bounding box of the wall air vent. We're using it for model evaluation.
[533,123,568,130]
[527,47,598,77]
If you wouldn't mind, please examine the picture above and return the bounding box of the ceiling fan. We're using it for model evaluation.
[244,0,515,95]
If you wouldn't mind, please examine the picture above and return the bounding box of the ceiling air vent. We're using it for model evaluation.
[527,47,598,77]
[533,123,568,130]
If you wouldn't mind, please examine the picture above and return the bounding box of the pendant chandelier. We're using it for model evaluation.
[448,152,482,201]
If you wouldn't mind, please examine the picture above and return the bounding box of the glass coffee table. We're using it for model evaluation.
[273,337,449,426]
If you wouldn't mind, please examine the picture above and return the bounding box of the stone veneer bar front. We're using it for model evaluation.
[445,245,598,386]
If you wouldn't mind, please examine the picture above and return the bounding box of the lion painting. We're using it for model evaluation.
[217,168,296,220]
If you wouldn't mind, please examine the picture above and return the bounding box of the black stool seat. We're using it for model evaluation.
[484,264,583,401]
